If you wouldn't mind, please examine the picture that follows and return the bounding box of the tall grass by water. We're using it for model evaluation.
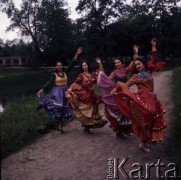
[0,67,52,99]
[0,66,80,159]
[0,95,57,159]
[0,67,56,159]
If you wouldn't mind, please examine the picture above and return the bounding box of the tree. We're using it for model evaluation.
[37,0,75,64]
[164,7,181,57]
[75,0,126,63]
[138,0,180,59]
[1,0,74,64]
[0,39,33,57]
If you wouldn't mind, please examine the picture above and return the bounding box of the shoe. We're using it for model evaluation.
[83,128,92,134]
[127,133,133,136]
[116,131,126,138]
[58,128,67,133]
[138,144,150,153]
[36,104,43,110]
[152,141,157,145]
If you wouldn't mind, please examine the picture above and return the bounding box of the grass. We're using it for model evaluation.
[0,67,81,99]
[0,68,52,99]
[0,67,31,76]
[0,95,57,159]
[172,67,181,173]
[0,67,78,159]
[0,67,60,159]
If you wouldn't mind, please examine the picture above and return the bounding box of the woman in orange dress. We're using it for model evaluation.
[65,58,107,134]
[111,38,167,152]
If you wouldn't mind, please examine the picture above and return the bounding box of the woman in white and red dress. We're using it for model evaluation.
[111,38,167,152]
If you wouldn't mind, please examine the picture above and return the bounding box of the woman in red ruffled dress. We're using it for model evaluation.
[111,38,167,152]
[65,58,107,134]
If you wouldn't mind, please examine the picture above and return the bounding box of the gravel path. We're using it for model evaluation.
[1,70,177,180]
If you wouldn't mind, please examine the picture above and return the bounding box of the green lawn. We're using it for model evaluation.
[0,67,52,99]
[0,67,57,159]
[0,95,57,159]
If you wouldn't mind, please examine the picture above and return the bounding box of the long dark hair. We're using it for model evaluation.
[132,57,149,74]
[79,61,92,73]
[113,57,123,64]
[55,61,65,74]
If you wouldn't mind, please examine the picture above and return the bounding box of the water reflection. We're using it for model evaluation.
[0,96,16,113]
[0,94,33,113]
[0,103,4,113]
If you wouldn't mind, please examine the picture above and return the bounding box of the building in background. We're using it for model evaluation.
[0,56,30,66]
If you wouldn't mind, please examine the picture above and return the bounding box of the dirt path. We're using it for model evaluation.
[1,70,177,180]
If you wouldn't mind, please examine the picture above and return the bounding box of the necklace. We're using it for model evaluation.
[58,71,64,77]
[83,72,92,78]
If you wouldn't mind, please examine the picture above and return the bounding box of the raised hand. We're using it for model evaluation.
[37,89,44,95]
[151,38,156,46]
[96,57,102,64]
[74,47,83,60]
[151,38,157,52]
[133,44,139,54]
[111,88,117,95]
[76,47,83,55]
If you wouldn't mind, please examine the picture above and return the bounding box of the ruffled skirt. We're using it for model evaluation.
[65,83,107,129]
[114,89,167,142]
[37,85,73,124]
[97,72,133,135]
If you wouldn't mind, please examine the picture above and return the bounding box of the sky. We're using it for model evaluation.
[0,0,80,42]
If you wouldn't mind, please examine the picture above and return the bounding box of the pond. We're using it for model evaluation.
[0,94,34,114]
[0,103,4,113]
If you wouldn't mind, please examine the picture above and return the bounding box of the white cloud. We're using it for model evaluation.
[0,13,18,41]
[67,0,80,20]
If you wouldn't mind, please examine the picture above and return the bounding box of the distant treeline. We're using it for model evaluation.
[0,0,181,65]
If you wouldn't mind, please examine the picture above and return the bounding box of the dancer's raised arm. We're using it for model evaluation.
[96,57,104,72]
[147,38,165,72]
[66,47,83,73]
